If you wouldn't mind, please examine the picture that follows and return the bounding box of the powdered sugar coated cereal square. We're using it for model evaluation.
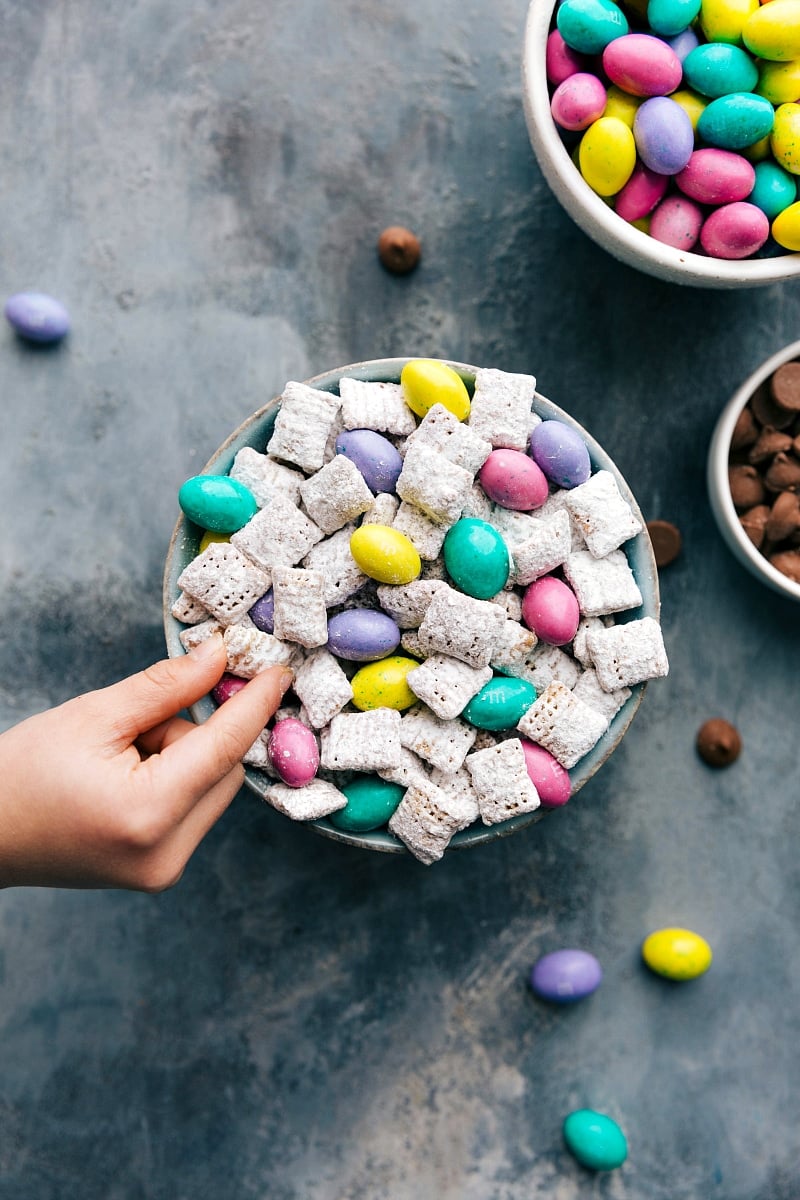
[565,470,643,558]
[292,648,354,728]
[468,368,537,450]
[406,403,492,474]
[271,565,328,647]
[392,501,448,560]
[396,443,474,526]
[417,584,506,668]
[465,738,541,826]
[572,668,631,722]
[178,543,271,626]
[231,495,324,572]
[320,709,402,772]
[265,778,348,821]
[407,655,493,721]
[562,549,643,617]
[400,705,477,773]
[338,378,417,436]
[230,447,305,509]
[388,779,475,864]
[517,680,609,769]
[375,580,443,629]
[584,617,669,691]
[299,455,374,535]
[267,381,342,472]
[302,525,367,607]
[223,624,297,677]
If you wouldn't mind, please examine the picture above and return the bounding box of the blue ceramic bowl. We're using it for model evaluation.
[163,358,660,854]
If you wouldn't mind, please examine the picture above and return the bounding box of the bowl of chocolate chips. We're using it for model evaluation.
[708,339,800,602]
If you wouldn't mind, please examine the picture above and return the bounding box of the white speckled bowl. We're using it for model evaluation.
[708,339,800,602]
[163,358,661,855]
[521,0,800,289]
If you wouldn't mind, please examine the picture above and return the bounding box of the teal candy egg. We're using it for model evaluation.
[563,1109,628,1171]
[696,93,775,150]
[462,676,538,730]
[682,44,759,99]
[443,518,510,599]
[178,475,258,533]
[749,161,797,221]
[647,0,701,37]
[556,0,629,55]
[329,774,405,832]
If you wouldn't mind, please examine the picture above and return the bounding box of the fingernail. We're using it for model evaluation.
[279,668,294,695]
[188,632,224,661]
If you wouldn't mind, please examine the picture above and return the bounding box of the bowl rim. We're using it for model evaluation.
[707,338,800,602]
[521,0,800,289]
[163,356,662,855]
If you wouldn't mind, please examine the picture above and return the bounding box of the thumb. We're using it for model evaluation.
[99,634,229,742]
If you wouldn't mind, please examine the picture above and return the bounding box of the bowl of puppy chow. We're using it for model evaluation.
[522,0,800,288]
[163,358,668,864]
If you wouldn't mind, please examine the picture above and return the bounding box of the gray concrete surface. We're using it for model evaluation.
[1,1,800,1197]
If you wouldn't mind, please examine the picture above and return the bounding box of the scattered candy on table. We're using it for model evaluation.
[548,0,800,258]
[376,225,421,274]
[696,716,742,764]
[4,291,70,343]
[530,948,603,1001]
[563,1108,628,1170]
[641,926,713,978]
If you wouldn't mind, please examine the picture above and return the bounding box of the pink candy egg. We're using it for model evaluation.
[615,163,669,221]
[602,33,683,98]
[649,195,704,248]
[551,73,608,131]
[700,202,770,259]
[521,576,580,646]
[546,29,587,86]
[520,740,572,807]
[212,672,248,704]
[268,717,320,788]
[479,448,550,511]
[675,148,755,205]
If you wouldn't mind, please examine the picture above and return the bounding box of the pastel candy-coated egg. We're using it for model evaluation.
[199,529,230,552]
[521,576,580,646]
[666,26,700,63]
[615,162,669,220]
[647,0,700,36]
[462,676,538,730]
[530,949,603,1002]
[178,475,258,533]
[700,0,759,45]
[351,656,419,711]
[546,29,589,86]
[400,359,470,421]
[349,524,421,584]
[478,448,550,510]
[267,717,320,788]
[669,87,707,131]
[743,0,800,62]
[563,1110,628,1172]
[326,608,401,661]
[749,160,798,220]
[602,34,683,97]
[633,96,694,174]
[212,673,248,705]
[675,147,755,203]
[579,117,637,195]
[4,292,70,343]
[329,774,405,832]
[641,926,713,979]
[742,134,772,162]
[520,740,572,806]
[551,72,608,131]
[771,103,800,173]
[771,199,800,248]
[335,429,403,494]
[442,518,511,599]
[649,195,704,248]
[700,200,770,257]
[529,420,591,488]
[249,589,275,632]
[556,0,629,55]
[683,43,759,98]
[758,59,800,106]
[603,85,642,128]
[696,92,775,151]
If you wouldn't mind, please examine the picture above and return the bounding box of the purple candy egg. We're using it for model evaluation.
[5,292,70,343]
[529,420,591,489]
[633,96,694,176]
[327,608,401,661]
[249,589,275,632]
[212,673,249,705]
[530,949,603,1003]
[335,429,403,494]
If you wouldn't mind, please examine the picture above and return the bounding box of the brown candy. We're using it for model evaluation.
[739,503,770,549]
[696,718,742,768]
[764,452,800,493]
[750,381,795,430]
[747,425,793,465]
[730,405,759,451]
[646,519,682,567]
[768,548,800,582]
[728,464,765,510]
[377,226,421,275]
[765,491,800,542]
[770,361,800,413]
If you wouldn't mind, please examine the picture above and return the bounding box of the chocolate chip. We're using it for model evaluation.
[728,464,766,510]
[377,226,421,275]
[730,405,759,451]
[747,425,793,465]
[696,718,742,767]
[646,519,682,567]
[764,452,800,493]
[765,491,800,542]
[770,361,800,413]
[768,548,800,582]
[751,380,795,430]
[739,503,770,549]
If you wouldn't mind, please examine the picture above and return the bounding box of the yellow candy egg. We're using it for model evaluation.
[744,0,800,62]
[757,59,800,106]
[700,0,758,46]
[603,85,641,129]
[669,89,707,134]
[400,359,471,421]
[351,655,419,711]
[771,103,800,173]
[578,117,636,197]
[772,199,800,248]
[742,134,772,162]
[349,524,421,585]
[199,529,231,552]
[642,927,713,981]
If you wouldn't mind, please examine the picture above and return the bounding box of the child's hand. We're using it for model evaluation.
[0,635,290,891]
